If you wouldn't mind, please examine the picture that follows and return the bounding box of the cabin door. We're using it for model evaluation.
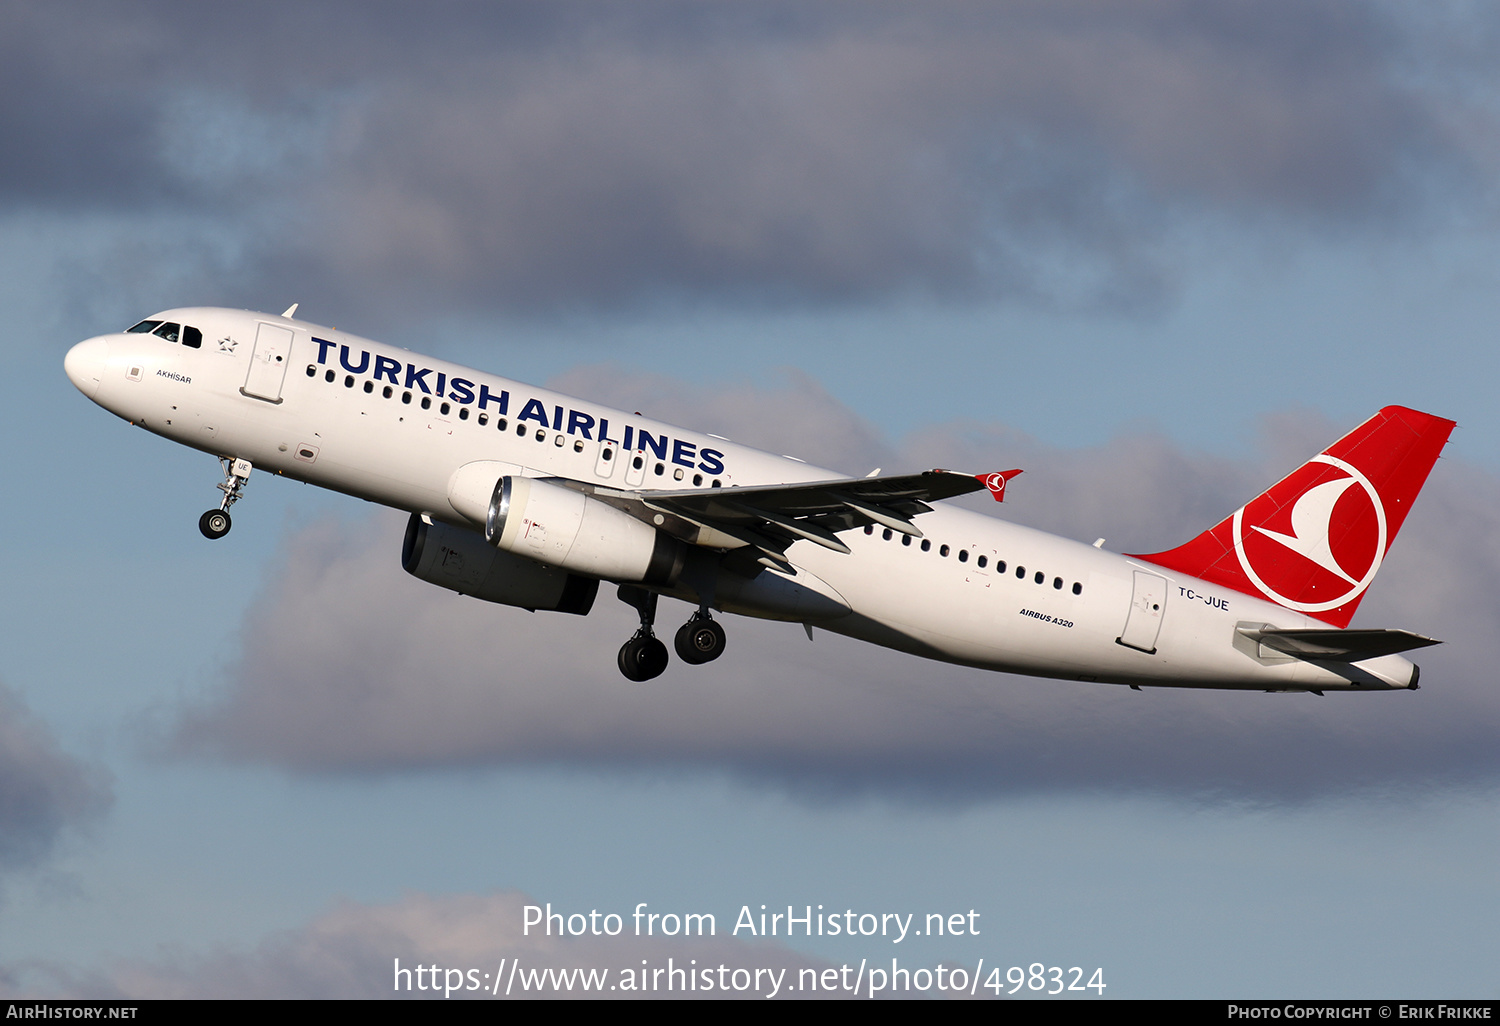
[242,323,293,402]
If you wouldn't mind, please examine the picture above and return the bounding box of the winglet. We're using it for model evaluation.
[975,469,1023,502]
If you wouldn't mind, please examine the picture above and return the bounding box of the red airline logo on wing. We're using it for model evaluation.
[976,469,1023,502]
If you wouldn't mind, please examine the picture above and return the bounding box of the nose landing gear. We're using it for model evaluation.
[200,457,252,539]
[198,508,231,539]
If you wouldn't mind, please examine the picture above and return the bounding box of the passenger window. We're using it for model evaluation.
[152,322,181,343]
[182,326,202,349]
[902,534,911,547]
[1034,571,1044,585]
[1053,577,1063,589]
[864,525,874,535]
[1072,582,1083,595]
[363,381,373,393]
[920,539,931,552]
[958,549,968,562]
[421,397,432,410]
[1016,566,1025,578]
[977,555,986,567]
[940,545,950,557]
[883,528,893,541]
[996,561,1006,574]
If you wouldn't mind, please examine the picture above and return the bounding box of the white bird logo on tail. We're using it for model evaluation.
[1230,454,1388,613]
[1250,476,1360,585]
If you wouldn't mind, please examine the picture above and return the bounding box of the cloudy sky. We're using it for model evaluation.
[2,0,1497,999]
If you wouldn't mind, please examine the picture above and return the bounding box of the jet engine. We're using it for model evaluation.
[402,513,597,614]
[485,476,684,586]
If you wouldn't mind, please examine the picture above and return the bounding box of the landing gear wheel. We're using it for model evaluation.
[675,617,726,665]
[199,458,251,539]
[615,585,670,682]
[618,635,669,682]
[199,509,232,539]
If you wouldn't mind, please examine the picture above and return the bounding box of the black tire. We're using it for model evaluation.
[674,618,726,665]
[199,509,232,539]
[618,641,642,681]
[618,636,668,682]
[635,637,669,680]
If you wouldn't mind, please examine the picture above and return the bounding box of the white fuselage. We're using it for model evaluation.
[65,307,1418,692]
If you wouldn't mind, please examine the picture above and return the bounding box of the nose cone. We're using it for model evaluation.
[65,337,109,399]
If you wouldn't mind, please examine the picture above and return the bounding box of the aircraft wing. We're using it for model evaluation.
[592,469,989,570]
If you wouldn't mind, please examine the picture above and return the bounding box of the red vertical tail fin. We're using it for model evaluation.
[1132,406,1454,627]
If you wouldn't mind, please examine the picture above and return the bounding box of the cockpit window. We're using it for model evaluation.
[127,319,201,347]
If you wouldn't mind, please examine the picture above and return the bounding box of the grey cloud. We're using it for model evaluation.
[8,2,1495,320]
[0,682,110,870]
[0,6,163,209]
[170,373,1498,802]
[17,891,835,999]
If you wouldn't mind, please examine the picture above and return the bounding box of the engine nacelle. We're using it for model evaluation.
[486,476,684,586]
[402,513,597,614]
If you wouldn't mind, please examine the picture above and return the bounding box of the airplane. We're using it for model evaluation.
[64,306,1454,691]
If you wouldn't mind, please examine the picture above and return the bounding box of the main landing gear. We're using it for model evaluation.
[674,611,727,665]
[200,457,252,540]
[617,585,668,682]
[616,586,727,681]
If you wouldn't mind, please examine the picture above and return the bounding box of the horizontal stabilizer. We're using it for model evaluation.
[1236,626,1441,661]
